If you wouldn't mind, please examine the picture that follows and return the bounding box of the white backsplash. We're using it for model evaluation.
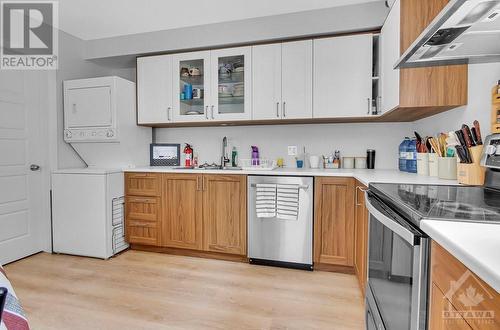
[155,122,413,169]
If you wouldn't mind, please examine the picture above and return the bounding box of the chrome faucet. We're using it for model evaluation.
[221,136,230,169]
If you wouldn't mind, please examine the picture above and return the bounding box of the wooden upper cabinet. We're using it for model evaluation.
[125,172,161,197]
[203,175,247,255]
[380,0,467,119]
[429,241,500,330]
[161,174,203,250]
[354,182,368,296]
[314,177,355,267]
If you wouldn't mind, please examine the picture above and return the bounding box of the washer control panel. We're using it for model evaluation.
[64,128,117,142]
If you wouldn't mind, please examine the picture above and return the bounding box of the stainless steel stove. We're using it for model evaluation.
[365,133,500,330]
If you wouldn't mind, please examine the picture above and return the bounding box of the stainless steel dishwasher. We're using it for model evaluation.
[247,175,313,270]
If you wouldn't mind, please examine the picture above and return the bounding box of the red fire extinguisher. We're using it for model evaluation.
[184,143,193,167]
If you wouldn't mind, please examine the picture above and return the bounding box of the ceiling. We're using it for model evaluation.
[59,0,381,40]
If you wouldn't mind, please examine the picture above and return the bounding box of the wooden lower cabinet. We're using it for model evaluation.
[314,177,355,268]
[125,196,160,246]
[162,174,203,250]
[429,241,500,330]
[354,181,368,296]
[203,175,247,255]
[125,172,247,257]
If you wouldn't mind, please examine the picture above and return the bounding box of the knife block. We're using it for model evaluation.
[492,85,500,134]
[457,145,485,185]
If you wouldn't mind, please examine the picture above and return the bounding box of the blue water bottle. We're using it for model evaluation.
[184,83,193,99]
[406,138,418,173]
[399,137,410,172]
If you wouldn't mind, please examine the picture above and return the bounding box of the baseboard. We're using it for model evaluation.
[130,244,248,263]
[314,263,356,274]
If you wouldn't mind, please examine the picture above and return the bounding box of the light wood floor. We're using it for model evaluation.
[5,251,365,329]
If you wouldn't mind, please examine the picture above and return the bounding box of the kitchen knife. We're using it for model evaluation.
[471,127,478,146]
[473,120,483,145]
[461,125,475,147]
[455,130,467,147]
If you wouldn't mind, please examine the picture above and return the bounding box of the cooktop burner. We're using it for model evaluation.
[369,183,500,226]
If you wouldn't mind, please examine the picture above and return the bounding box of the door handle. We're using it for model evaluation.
[377,96,382,114]
[196,176,201,191]
[367,98,371,115]
[167,107,171,121]
[355,186,367,206]
[276,102,280,118]
[211,105,214,119]
[30,164,41,171]
[282,102,286,118]
[205,106,209,119]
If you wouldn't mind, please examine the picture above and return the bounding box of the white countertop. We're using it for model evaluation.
[421,220,500,293]
[123,167,459,186]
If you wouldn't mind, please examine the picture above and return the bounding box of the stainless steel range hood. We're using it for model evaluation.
[395,0,500,68]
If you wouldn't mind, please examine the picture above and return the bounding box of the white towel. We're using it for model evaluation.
[256,183,277,218]
[277,184,300,220]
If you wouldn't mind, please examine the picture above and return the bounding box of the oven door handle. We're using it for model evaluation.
[365,192,418,246]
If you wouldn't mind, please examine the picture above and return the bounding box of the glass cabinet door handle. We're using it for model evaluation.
[211,105,214,119]
[205,106,209,119]
[283,102,286,118]
[276,102,280,118]
[367,98,371,115]
[167,107,171,121]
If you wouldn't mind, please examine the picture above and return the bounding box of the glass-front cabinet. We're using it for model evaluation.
[172,47,251,123]
[210,47,251,121]
[172,51,211,122]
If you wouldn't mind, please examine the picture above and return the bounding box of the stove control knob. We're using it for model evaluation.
[485,145,497,156]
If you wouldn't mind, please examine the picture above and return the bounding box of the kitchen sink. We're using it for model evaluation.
[172,166,242,171]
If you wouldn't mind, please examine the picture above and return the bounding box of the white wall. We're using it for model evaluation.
[414,63,500,137]
[155,122,413,169]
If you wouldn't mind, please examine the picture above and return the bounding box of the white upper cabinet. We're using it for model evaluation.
[252,43,282,120]
[172,51,211,122]
[137,55,173,124]
[313,34,373,118]
[210,46,252,121]
[380,0,400,114]
[281,40,313,119]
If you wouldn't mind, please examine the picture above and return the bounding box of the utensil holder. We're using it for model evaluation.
[438,157,457,180]
[457,145,485,185]
[428,153,438,177]
[416,153,429,176]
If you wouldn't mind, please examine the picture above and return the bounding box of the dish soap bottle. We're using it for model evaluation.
[231,147,238,167]
[251,146,260,166]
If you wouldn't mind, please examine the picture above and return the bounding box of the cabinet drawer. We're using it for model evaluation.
[431,241,500,329]
[125,173,160,196]
[127,221,158,246]
[126,196,159,222]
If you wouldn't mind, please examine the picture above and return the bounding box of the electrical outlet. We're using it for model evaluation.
[288,146,298,156]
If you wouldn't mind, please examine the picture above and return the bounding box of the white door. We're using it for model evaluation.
[380,0,400,114]
[0,71,47,265]
[210,46,252,121]
[313,34,373,118]
[137,55,173,124]
[172,51,211,122]
[281,40,313,119]
[252,43,282,120]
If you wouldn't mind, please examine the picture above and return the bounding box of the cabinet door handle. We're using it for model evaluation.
[282,101,286,118]
[276,102,280,118]
[196,176,200,191]
[367,98,371,115]
[377,96,382,115]
[205,106,209,119]
[211,105,214,119]
[167,107,171,121]
[355,186,368,206]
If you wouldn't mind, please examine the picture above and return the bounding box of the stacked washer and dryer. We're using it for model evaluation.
[51,77,151,259]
